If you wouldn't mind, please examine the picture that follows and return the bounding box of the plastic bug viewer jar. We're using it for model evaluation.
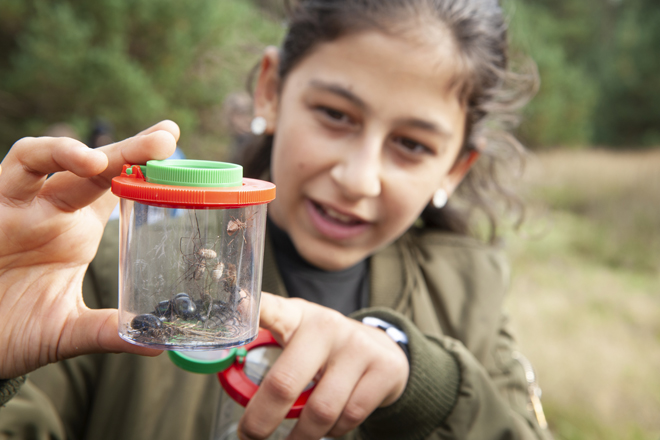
[111,160,275,350]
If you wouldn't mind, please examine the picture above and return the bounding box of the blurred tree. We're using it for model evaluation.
[507,0,660,148]
[505,0,598,148]
[591,0,660,147]
[0,0,284,159]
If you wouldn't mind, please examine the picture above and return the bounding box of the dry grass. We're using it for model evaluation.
[504,149,660,440]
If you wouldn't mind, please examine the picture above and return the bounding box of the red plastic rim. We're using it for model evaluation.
[111,164,276,208]
[218,329,314,419]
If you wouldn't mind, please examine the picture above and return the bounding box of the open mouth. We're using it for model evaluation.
[306,199,371,241]
[312,201,365,226]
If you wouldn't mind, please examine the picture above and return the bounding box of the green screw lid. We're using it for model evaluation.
[168,348,237,374]
[146,160,243,188]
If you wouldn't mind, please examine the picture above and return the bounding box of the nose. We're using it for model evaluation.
[329,134,382,200]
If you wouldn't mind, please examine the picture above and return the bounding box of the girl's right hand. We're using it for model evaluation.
[0,121,179,380]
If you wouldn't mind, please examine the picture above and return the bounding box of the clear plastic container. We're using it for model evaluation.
[111,160,275,350]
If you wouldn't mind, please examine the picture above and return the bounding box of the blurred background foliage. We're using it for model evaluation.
[0,0,285,159]
[0,1,658,439]
[0,0,659,156]
[505,0,660,148]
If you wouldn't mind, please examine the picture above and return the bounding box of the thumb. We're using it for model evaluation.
[62,308,162,359]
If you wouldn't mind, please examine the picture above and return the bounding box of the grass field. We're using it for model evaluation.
[504,148,660,440]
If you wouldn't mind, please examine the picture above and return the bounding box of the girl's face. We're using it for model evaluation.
[257,30,474,271]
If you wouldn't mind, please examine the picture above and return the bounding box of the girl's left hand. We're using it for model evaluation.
[239,292,410,440]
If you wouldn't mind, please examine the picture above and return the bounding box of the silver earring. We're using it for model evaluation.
[432,189,448,209]
[250,116,267,136]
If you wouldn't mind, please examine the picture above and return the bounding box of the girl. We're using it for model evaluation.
[0,0,549,439]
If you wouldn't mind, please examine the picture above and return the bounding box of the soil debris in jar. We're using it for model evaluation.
[127,290,250,345]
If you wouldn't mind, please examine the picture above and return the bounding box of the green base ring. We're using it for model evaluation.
[168,348,237,374]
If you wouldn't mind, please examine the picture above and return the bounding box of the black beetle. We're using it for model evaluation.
[172,292,196,319]
[153,300,172,320]
[131,314,163,331]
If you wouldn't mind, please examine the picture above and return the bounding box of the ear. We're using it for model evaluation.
[253,46,281,135]
[440,149,480,196]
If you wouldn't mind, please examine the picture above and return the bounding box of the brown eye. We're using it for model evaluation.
[317,106,351,124]
[393,136,432,155]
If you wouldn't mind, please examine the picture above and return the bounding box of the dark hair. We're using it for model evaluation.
[235,0,537,241]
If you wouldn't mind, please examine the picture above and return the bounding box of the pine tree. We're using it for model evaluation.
[0,0,284,158]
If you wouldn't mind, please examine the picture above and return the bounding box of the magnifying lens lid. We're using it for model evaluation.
[111,161,276,208]
[169,348,237,374]
[218,329,315,418]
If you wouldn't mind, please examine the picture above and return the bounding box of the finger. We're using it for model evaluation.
[42,129,177,214]
[241,299,334,439]
[0,137,108,204]
[258,292,303,345]
[97,119,179,182]
[288,352,365,440]
[42,121,179,214]
[60,307,162,359]
[135,119,180,139]
[327,369,390,437]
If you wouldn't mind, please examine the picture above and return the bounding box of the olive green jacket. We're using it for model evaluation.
[0,221,551,440]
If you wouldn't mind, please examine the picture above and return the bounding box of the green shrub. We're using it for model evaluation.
[592,0,660,147]
[0,0,285,159]
[505,0,597,148]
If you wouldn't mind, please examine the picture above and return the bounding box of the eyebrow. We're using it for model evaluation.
[309,80,368,110]
[394,117,453,139]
